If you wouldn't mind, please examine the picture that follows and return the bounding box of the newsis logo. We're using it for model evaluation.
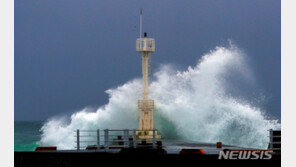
[218,150,273,160]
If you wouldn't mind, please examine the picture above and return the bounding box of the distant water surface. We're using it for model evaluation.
[14,121,43,151]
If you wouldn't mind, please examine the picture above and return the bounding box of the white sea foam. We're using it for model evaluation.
[39,45,280,149]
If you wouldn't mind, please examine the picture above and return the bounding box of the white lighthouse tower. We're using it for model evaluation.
[136,10,160,139]
[137,32,155,131]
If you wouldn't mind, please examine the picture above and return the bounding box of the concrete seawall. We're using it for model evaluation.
[15,150,280,167]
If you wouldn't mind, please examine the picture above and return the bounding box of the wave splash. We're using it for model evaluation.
[40,45,280,149]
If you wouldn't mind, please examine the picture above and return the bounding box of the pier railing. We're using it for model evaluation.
[74,129,161,151]
[268,129,281,153]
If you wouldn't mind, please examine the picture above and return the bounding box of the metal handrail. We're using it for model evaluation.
[268,129,281,152]
[75,129,160,151]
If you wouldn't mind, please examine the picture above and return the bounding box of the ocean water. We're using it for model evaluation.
[14,121,42,151]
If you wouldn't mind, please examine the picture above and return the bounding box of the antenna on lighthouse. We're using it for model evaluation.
[140,8,143,39]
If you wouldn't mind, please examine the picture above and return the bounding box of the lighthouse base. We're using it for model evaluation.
[136,130,161,140]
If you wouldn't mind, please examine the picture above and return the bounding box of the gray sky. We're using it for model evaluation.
[15,0,280,121]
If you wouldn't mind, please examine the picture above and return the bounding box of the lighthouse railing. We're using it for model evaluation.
[136,38,155,52]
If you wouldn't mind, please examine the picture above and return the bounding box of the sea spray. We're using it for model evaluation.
[40,45,280,149]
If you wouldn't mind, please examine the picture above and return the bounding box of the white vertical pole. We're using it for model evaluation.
[142,52,149,101]
[140,9,142,39]
[124,129,128,148]
[76,129,80,151]
[104,129,109,150]
[97,129,100,148]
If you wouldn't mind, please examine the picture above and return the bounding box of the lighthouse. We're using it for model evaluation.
[136,10,160,139]
[137,32,155,130]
